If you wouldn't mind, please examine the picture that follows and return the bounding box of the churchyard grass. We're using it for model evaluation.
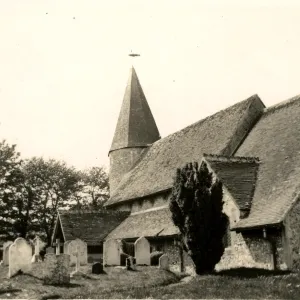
[0,266,300,299]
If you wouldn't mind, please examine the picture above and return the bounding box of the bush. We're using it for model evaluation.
[150,251,164,266]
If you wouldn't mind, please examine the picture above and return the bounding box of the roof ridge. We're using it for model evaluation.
[150,94,259,148]
[58,209,129,215]
[264,94,300,114]
[203,154,260,163]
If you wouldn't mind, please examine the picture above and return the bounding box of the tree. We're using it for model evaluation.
[169,161,227,274]
[0,140,24,240]
[20,157,83,244]
[69,166,109,210]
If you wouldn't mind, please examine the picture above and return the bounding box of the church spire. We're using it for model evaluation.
[110,67,160,153]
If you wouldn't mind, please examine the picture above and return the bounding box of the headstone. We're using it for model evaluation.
[92,262,103,274]
[134,236,150,265]
[103,239,120,266]
[46,247,55,254]
[8,238,33,278]
[31,236,46,263]
[3,241,13,266]
[64,239,87,266]
[126,257,136,271]
[43,253,70,285]
[159,254,169,270]
[53,238,63,255]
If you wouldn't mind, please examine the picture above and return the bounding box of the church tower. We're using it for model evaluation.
[109,67,160,194]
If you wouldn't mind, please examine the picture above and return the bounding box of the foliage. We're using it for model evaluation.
[169,161,227,274]
[0,140,23,239]
[69,166,109,210]
[0,139,110,244]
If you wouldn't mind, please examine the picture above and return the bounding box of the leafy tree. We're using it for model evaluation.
[169,161,227,274]
[0,140,24,240]
[69,166,109,210]
[20,157,83,244]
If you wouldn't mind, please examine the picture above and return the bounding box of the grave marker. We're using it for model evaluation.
[8,238,32,278]
[53,238,63,255]
[103,239,120,266]
[64,239,87,266]
[134,236,150,265]
[159,254,169,270]
[92,262,103,274]
[3,241,13,266]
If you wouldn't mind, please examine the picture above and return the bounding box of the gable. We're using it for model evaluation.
[106,95,265,207]
[204,155,259,211]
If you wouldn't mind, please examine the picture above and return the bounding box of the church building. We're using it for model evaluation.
[104,66,300,273]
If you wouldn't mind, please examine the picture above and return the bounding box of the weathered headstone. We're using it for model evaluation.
[134,236,150,265]
[31,236,46,263]
[43,253,70,285]
[64,239,87,266]
[103,239,120,266]
[8,238,33,278]
[46,247,55,254]
[126,257,136,271]
[159,254,169,270]
[92,262,103,274]
[3,241,13,266]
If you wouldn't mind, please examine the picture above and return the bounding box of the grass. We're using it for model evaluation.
[0,265,299,299]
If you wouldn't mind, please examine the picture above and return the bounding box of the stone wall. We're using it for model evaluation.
[284,198,300,270]
[109,148,146,195]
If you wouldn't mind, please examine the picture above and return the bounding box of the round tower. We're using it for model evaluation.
[109,67,160,194]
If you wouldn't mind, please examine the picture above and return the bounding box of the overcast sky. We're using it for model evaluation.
[0,0,299,170]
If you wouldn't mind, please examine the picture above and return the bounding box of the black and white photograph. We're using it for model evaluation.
[0,0,299,299]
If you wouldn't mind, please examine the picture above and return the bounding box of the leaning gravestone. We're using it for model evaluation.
[159,254,169,270]
[8,238,32,278]
[3,241,13,266]
[92,262,103,274]
[134,236,150,265]
[43,253,70,285]
[103,239,120,266]
[64,239,87,266]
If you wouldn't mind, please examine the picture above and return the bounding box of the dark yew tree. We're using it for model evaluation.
[169,161,227,274]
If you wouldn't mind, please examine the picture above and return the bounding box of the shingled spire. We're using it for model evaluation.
[110,67,160,153]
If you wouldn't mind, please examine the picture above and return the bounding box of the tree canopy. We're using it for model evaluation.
[0,140,109,245]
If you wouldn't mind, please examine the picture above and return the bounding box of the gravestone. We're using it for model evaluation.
[8,238,33,278]
[43,253,70,285]
[46,247,55,254]
[31,236,46,263]
[3,241,13,266]
[92,262,103,274]
[64,239,87,266]
[134,236,150,265]
[53,238,63,255]
[103,239,120,266]
[159,254,169,270]
[126,257,136,271]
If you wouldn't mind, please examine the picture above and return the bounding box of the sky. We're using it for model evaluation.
[0,0,300,170]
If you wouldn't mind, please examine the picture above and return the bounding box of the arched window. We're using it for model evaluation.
[223,216,231,248]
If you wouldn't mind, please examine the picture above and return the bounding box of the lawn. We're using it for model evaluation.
[0,266,299,299]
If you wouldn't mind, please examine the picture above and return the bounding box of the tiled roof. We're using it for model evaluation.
[234,95,300,229]
[105,207,179,240]
[204,154,260,210]
[56,210,130,245]
[106,95,265,207]
[110,67,160,152]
